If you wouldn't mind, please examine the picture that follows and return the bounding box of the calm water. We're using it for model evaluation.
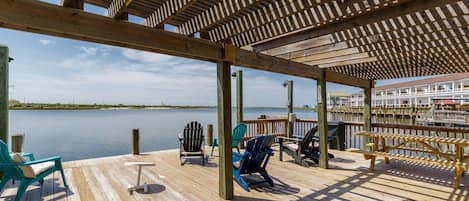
[9,108,317,161]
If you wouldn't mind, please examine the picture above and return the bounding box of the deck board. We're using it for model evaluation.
[1,147,468,201]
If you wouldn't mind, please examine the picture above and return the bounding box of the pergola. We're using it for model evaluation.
[0,0,468,199]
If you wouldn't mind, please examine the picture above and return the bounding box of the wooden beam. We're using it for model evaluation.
[253,0,461,52]
[0,45,8,143]
[176,0,265,36]
[0,0,222,62]
[325,70,373,89]
[108,0,133,19]
[217,61,233,200]
[224,44,323,80]
[61,0,84,10]
[144,0,198,28]
[223,45,372,88]
[317,70,328,169]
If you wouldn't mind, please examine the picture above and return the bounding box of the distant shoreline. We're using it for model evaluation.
[8,103,315,111]
[9,103,213,110]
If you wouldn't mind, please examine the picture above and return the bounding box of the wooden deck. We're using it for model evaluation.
[1,147,468,201]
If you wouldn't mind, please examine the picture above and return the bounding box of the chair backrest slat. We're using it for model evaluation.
[301,126,318,153]
[183,121,204,152]
[232,123,247,147]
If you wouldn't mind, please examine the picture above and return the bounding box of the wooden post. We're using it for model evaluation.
[363,84,372,149]
[317,75,328,169]
[217,61,233,200]
[11,134,24,153]
[132,129,139,155]
[287,80,294,138]
[236,70,243,124]
[0,45,8,144]
[207,124,213,146]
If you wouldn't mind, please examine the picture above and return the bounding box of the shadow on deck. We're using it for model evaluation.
[1,148,468,201]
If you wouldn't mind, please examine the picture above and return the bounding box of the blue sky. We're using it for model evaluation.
[1,0,423,107]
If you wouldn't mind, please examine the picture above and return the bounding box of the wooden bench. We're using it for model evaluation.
[353,132,469,188]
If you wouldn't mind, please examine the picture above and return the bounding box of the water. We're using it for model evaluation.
[9,108,317,161]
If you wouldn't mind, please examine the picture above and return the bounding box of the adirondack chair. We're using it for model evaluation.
[311,128,338,163]
[232,135,274,191]
[279,126,336,165]
[210,123,247,156]
[278,126,318,166]
[0,140,68,201]
[178,121,205,165]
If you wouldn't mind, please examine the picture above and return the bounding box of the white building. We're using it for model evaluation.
[328,73,469,108]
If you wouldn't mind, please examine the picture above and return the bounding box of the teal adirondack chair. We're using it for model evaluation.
[0,140,68,201]
[211,123,247,156]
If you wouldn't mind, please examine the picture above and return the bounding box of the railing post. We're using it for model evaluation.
[11,134,24,153]
[235,70,243,124]
[207,124,213,146]
[132,129,139,155]
[287,80,294,138]
[0,45,8,144]
[217,61,233,200]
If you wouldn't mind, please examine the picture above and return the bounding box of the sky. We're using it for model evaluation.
[0,0,425,107]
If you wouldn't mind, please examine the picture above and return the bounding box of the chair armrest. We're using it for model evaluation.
[178,133,183,141]
[21,153,35,161]
[22,156,61,166]
[277,136,303,142]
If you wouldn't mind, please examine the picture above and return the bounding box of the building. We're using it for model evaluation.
[328,73,469,108]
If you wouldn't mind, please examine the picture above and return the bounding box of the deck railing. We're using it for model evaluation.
[242,119,287,140]
[242,119,469,151]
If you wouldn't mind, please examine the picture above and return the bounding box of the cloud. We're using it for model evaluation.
[78,46,98,56]
[39,39,53,46]
[122,49,175,63]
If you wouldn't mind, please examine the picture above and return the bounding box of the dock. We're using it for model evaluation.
[1,148,467,201]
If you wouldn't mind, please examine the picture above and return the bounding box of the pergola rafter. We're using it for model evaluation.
[108,0,133,19]
[144,0,199,28]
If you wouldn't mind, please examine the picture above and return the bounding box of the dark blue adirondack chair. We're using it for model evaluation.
[0,140,68,201]
[232,135,274,191]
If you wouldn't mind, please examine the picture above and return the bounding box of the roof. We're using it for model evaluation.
[2,0,468,81]
[373,73,469,91]
[328,92,350,97]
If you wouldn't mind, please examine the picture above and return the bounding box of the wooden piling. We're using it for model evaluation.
[11,134,24,153]
[132,129,139,155]
[207,124,213,146]
[217,61,233,200]
[317,75,328,169]
[0,45,8,144]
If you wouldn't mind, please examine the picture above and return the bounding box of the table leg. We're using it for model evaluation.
[381,137,389,164]
[137,166,142,186]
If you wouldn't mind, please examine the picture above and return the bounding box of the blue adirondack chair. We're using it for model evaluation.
[0,140,68,201]
[232,135,274,191]
[210,123,247,156]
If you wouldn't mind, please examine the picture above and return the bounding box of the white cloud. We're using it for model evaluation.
[78,46,98,56]
[39,39,53,46]
[122,49,175,63]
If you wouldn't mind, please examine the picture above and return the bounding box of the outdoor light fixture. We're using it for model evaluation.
[282,81,288,87]
[231,72,237,77]
[8,57,13,62]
